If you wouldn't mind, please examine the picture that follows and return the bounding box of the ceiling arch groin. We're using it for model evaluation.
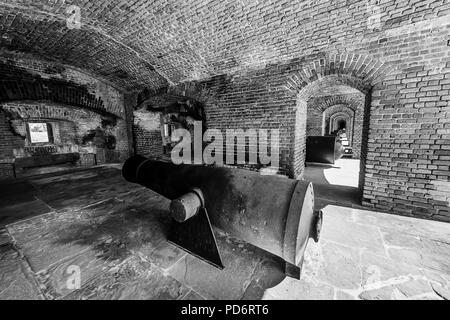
[0,1,170,91]
[2,0,447,93]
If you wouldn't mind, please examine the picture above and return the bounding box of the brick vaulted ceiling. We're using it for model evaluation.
[0,0,449,92]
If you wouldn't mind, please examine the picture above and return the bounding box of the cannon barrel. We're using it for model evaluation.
[122,155,320,270]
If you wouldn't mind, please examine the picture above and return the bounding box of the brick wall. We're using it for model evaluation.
[0,110,23,160]
[0,101,130,177]
[132,107,164,158]
[364,66,450,221]
[57,121,77,145]
[0,163,15,178]
[0,54,131,176]
[154,8,450,222]
[167,70,298,176]
[124,93,137,157]
[133,125,164,158]
[161,33,450,222]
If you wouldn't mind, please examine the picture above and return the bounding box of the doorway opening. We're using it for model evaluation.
[337,119,346,131]
[296,80,370,210]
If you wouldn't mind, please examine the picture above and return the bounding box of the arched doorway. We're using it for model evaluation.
[314,100,363,159]
[303,82,366,204]
[334,118,347,132]
[286,52,391,209]
[300,82,369,207]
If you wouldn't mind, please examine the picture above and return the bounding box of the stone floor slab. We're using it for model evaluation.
[0,245,42,300]
[168,229,286,300]
[7,198,125,245]
[36,245,124,300]
[302,240,361,290]
[264,277,335,300]
[62,255,189,300]
[182,290,206,300]
[359,251,425,287]
[388,247,450,274]
[319,207,387,256]
[145,241,187,270]
[0,199,52,227]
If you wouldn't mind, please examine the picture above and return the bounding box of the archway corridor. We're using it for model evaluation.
[300,80,367,211]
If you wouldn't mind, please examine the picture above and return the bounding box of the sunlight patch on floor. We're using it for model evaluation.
[323,159,360,188]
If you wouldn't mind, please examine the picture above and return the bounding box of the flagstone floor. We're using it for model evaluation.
[0,165,449,300]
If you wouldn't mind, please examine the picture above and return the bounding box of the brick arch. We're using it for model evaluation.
[291,75,371,178]
[170,81,219,107]
[308,94,365,159]
[315,94,365,113]
[330,113,351,131]
[323,105,355,121]
[0,82,121,119]
[329,112,353,140]
[0,58,124,119]
[136,84,210,133]
[286,52,392,97]
[290,52,392,199]
[323,106,355,137]
[138,81,217,109]
[0,101,109,123]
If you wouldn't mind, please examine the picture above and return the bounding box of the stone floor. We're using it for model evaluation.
[265,205,450,300]
[304,158,362,210]
[0,165,449,300]
[305,158,360,188]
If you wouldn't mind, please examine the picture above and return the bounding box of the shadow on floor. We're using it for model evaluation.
[46,196,288,299]
[0,165,126,226]
[0,179,50,226]
[304,159,361,211]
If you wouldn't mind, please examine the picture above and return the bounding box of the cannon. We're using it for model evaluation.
[122,155,322,279]
[306,136,344,164]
